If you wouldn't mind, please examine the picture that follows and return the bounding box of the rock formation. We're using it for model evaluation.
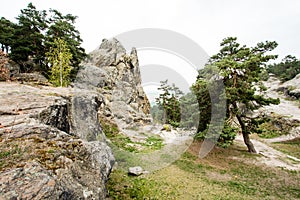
[276,74,300,100]
[0,83,114,199]
[0,38,152,199]
[0,50,19,81]
[78,38,151,129]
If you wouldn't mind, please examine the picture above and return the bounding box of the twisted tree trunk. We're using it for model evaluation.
[233,102,257,153]
[236,114,257,153]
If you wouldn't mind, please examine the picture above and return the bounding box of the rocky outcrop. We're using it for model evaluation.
[0,83,114,199]
[274,74,300,100]
[258,75,300,143]
[78,38,151,129]
[0,38,152,199]
[14,73,50,85]
[0,50,20,81]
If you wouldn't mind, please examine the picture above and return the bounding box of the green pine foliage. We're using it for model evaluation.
[0,17,15,53]
[10,3,47,72]
[155,80,183,127]
[191,77,211,133]
[193,37,280,152]
[179,92,199,129]
[45,9,87,80]
[46,38,72,87]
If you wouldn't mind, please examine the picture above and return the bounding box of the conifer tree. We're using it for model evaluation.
[155,80,183,127]
[193,37,280,152]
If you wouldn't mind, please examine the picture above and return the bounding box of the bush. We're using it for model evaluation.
[195,122,237,148]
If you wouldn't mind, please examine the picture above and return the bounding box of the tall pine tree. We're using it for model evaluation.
[193,37,280,152]
[10,3,47,72]
[46,9,86,80]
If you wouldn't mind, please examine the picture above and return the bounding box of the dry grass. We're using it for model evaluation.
[271,138,300,159]
[107,140,300,199]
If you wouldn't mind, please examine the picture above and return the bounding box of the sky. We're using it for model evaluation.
[2,0,300,58]
[2,0,300,100]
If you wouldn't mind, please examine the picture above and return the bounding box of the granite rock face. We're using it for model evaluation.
[0,83,114,199]
[273,74,300,100]
[78,38,151,129]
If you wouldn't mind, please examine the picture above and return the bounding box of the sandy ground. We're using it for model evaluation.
[234,77,300,170]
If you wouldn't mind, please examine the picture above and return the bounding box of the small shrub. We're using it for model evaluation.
[195,122,237,148]
[256,114,299,139]
[161,124,171,132]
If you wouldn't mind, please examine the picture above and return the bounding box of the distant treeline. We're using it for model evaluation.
[266,55,300,81]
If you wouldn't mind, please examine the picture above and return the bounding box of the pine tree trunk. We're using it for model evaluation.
[236,114,257,153]
[233,102,257,153]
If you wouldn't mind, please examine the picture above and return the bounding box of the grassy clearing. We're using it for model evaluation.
[107,141,300,200]
[107,134,164,153]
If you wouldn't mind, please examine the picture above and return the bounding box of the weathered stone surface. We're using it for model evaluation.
[80,38,151,129]
[275,74,300,100]
[87,38,126,68]
[14,73,50,85]
[0,51,10,81]
[39,98,70,133]
[0,161,56,200]
[128,166,144,176]
[0,38,153,199]
[71,93,105,142]
[0,82,114,199]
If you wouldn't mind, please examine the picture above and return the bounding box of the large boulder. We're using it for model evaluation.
[0,83,114,199]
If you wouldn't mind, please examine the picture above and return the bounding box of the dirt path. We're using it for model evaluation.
[235,135,300,170]
[234,77,300,170]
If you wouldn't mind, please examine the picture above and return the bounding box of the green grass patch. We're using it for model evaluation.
[107,142,300,200]
[109,135,164,153]
[0,143,23,171]
[107,169,163,200]
[271,138,300,159]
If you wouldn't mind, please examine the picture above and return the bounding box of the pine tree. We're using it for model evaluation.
[155,80,183,127]
[2,3,86,78]
[10,3,47,72]
[0,17,15,53]
[46,38,72,87]
[46,9,86,80]
[267,55,300,81]
[179,92,199,128]
[193,37,280,152]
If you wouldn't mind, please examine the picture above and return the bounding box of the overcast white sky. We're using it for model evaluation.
[2,0,300,59]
